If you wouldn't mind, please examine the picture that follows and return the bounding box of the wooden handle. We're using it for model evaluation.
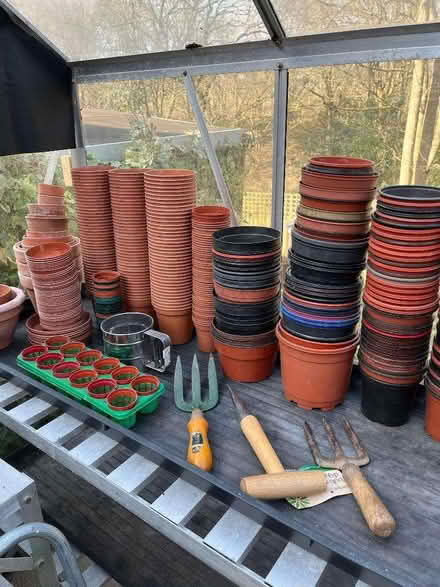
[186,409,212,472]
[240,415,285,473]
[240,470,327,500]
[342,463,396,537]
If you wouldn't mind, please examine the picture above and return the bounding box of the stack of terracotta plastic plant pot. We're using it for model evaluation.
[14,183,83,311]
[425,329,440,442]
[0,284,25,349]
[277,156,377,410]
[144,169,196,344]
[212,226,280,382]
[359,185,440,427]
[71,166,117,297]
[192,206,231,352]
[93,270,122,327]
[109,169,152,314]
[24,242,91,344]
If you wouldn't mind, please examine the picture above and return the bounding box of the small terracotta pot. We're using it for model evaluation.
[155,310,193,345]
[60,341,86,358]
[46,335,70,350]
[112,365,140,386]
[39,183,64,197]
[276,322,358,410]
[77,349,103,366]
[69,369,98,388]
[131,375,160,396]
[88,378,117,399]
[196,327,216,352]
[0,285,12,305]
[52,361,81,379]
[94,357,120,375]
[36,352,63,370]
[214,339,278,382]
[21,345,48,361]
[106,388,137,411]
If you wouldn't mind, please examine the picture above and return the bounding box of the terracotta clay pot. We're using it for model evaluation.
[276,322,358,410]
[0,285,13,305]
[88,378,117,399]
[425,378,440,442]
[21,345,48,361]
[299,183,376,203]
[214,339,278,382]
[39,183,64,197]
[155,310,193,345]
[196,327,216,353]
[131,375,160,396]
[94,357,120,375]
[69,369,98,388]
[0,288,25,350]
[52,361,81,379]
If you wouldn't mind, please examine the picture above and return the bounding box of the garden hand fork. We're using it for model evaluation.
[174,354,218,472]
[304,417,395,537]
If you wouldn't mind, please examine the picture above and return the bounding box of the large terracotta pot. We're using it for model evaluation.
[276,322,358,410]
[0,287,25,349]
[155,309,193,345]
[214,338,278,382]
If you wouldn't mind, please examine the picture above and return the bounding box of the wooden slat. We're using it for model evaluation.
[152,478,205,524]
[0,382,28,408]
[7,396,55,425]
[69,432,118,467]
[38,412,85,444]
[107,453,158,494]
[204,508,261,563]
[265,542,327,587]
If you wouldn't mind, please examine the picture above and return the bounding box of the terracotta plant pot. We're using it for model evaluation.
[0,287,26,350]
[214,339,278,382]
[155,310,193,345]
[39,183,64,197]
[60,341,86,358]
[131,375,160,396]
[88,378,117,399]
[106,388,137,411]
[77,349,103,366]
[425,378,440,442]
[69,369,98,389]
[196,327,216,353]
[276,322,358,410]
[94,357,120,375]
[52,361,81,379]
[46,335,70,350]
[0,285,12,305]
[112,365,140,386]
[21,345,48,361]
[36,353,63,370]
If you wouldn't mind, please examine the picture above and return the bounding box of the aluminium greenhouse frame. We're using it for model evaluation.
[3,0,440,231]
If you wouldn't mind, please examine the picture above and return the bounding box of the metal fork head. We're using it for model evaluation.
[174,354,218,412]
[304,417,370,470]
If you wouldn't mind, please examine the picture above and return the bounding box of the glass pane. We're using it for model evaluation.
[9,0,268,61]
[283,58,440,256]
[273,0,439,36]
[0,151,76,286]
[79,77,221,200]
[193,72,274,225]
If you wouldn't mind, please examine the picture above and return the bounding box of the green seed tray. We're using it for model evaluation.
[16,351,165,428]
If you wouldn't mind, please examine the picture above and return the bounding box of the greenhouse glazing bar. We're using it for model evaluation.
[72,22,440,83]
[271,67,288,232]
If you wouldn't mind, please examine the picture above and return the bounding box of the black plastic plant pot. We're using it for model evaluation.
[282,295,360,319]
[291,232,369,265]
[360,373,415,427]
[213,270,280,290]
[290,261,362,286]
[215,314,279,335]
[285,271,362,297]
[281,312,359,341]
[289,250,365,273]
[213,255,281,273]
[215,307,280,326]
[213,226,281,255]
[379,185,440,202]
[304,163,375,176]
[376,203,440,219]
[214,292,280,317]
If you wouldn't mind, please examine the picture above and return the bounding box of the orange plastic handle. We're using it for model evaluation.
[186,409,213,472]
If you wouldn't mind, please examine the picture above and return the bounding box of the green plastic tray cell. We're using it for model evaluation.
[17,350,165,429]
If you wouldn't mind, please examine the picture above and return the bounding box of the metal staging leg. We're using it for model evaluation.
[270,66,288,232]
[0,523,86,587]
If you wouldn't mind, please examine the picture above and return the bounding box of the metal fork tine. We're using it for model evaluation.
[343,417,367,459]
[304,421,323,466]
[192,355,201,409]
[322,417,344,458]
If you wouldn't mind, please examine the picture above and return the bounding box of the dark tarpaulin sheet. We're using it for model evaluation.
[0,7,75,156]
